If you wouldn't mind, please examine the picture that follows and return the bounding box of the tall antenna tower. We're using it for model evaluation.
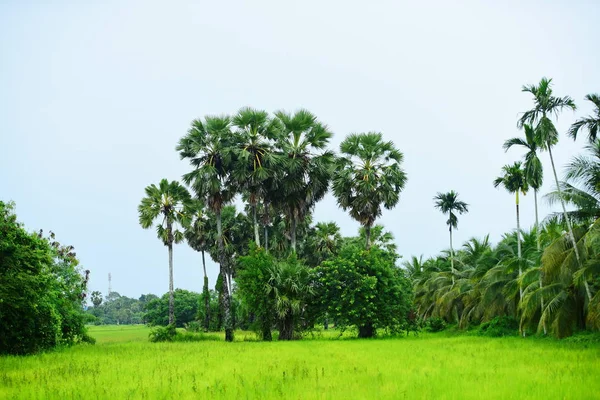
[108,273,112,297]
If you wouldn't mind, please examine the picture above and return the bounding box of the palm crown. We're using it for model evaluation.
[138,179,191,245]
[493,162,529,195]
[503,124,543,190]
[333,132,406,245]
[433,190,469,231]
[568,94,600,143]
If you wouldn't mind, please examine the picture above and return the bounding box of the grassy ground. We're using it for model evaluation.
[1,325,599,399]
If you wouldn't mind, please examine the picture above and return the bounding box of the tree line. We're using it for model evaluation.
[410,78,600,337]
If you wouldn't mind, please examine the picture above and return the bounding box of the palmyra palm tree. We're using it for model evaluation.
[568,93,600,143]
[333,132,407,249]
[177,116,236,342]
[138,179,190,325]
[494,162,528,299]
[273,109,334,253]
[433,191,469,285]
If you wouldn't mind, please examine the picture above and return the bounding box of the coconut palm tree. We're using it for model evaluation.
[518,77,581,269]
[273,110,334,253]
[568,94,600,143]
[546,140,600,223]
[138,179,191,325]
[494,162,529,299]
[231,107,280,247]
[333,132,407,249]
[184,199,211,331]
[433,191,469,285]
[177,116,237,342]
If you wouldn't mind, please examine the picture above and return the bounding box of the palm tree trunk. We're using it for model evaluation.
[548,146,592,301]
[534,189,547,335]
[449,226,455,286]
[252,203,261,247]
[516,191,523,300]
[201,250,210,332]
[168,241,175,325]
[365,224,372,250]
[263,202,270,254]
[290,216,297,253]
[216,208,234,342]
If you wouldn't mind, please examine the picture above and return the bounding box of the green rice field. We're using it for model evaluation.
[1,325,599,399]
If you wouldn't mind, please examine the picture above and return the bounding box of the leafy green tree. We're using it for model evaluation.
[178,116,236,342]
[184,199,211,331]
[333,132,407,249]
[433,191,469,285]
[494,162,529,299]
[0,201,90,355]
[138,179,191,325]
[317,241,412,338]
[144,289,201,328]
[569,93,600,143]
[273,110,334,252]
[518,77,581,271]
[303,221,342,267]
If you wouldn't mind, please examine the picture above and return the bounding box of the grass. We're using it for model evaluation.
[1,325,599,399]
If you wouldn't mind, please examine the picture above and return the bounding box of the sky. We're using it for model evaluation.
[1,0,599,299]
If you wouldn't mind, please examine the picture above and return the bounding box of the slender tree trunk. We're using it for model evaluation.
[365,224,372,250]
[252,202,261,247]
[290,216,297,253]
[264,226,269,254]
[216,209,234,342]
[168,242,175,325]
[264,202,270,254]
[516,191,523,300]
[548,146,592,301]
[449,226,455,286]
[534,189,547,335]
[278,313,294,340]
[201,250,210,332]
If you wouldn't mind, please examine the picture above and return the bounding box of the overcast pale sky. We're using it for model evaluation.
[1,1,598,299]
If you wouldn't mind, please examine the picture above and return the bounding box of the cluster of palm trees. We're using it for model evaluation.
[410,78,600,337]
[138,108,407,341]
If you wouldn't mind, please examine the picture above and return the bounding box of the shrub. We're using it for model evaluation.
[172,332,221,342]
[478,316,519,337]
[184,321,203,332]
[148,324,176,342]
[424,317,446,332]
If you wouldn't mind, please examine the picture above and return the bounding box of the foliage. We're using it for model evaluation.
[148,324,176,342]
[0,201,90,355]
[316,242,412,337]
[144,289,201,328]
[478,316,519,337]
[424,317,447,333]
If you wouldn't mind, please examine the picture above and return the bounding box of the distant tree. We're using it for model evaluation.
[433,190,469,285]
[91,291,103,308]
[144,289,201,328]
[333,132,407,249]
[138,179,191,325]
[569,93,600,143]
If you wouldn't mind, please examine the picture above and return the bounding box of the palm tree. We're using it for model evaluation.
[333,132,407,249]
[546,140,600,223]
[184,199,211,331]
[518,77,581,269]
[273,109,334,252]
[231,107,280,247]
[568,94,600,143]
[304,222,342,267]
[494,162,529,299]
[433,191,469,285]
[177,116,236,342]
[138,179,191,325]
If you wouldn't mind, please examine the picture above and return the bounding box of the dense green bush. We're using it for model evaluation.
[0,201,90,355]
[478,316,519,337]
[148,324,177,342]
[424,317,447,332]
